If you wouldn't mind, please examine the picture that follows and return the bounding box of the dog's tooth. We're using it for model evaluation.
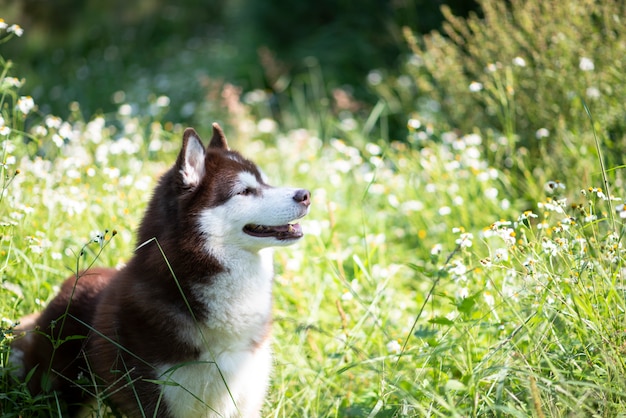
[288,225,294,233]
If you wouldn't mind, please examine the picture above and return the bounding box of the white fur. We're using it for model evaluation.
[158,250,274,418]
[158,339,271,418]
[194,249,274,337]
[8,313,38,381]
[157,171,308,417]
[180,136,206,187]
[236,171,259,191]
[8,346,26,381]
[198,172,308,253]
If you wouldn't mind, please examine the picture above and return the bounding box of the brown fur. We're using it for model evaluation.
[11,268,114,414]
[12,127,235,416]
[87,126,271,416]
[10,124,309,417]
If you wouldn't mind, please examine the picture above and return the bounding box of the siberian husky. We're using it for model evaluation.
[9,123,311,417]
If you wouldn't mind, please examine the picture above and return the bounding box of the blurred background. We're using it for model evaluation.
[0,0,477,137]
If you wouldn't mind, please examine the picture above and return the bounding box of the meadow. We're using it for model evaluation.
[3,1,626,416]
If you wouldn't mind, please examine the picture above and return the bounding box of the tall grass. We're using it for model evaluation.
[2,2,626,416]
[374,0,626,197]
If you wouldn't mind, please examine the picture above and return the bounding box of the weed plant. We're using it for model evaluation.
[375,0,626,192]
[2,5,626,417]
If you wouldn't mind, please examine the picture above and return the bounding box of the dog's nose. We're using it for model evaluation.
[293,189,311,207]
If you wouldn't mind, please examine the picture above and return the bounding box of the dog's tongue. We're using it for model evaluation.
[244,223,303,240]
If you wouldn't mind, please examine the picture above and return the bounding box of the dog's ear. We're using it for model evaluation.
[208,123,229,150]
[177,128,206,189]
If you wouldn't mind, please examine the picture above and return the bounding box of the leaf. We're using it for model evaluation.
[59,335,87,344]
[413,325,438,338]
[143,379,180,387]
[445,379,467,392]
[456,290,482,315]
[24,364,39,384]
[406,262,425,272]
[428,316,455,326]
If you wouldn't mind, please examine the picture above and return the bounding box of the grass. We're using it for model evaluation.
[2,7,626,418]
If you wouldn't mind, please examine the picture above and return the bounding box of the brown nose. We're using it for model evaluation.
[293,189,311,207]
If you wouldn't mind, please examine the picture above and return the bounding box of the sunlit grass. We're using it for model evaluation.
[2,10,626,417]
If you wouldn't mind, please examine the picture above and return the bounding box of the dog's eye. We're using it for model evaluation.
[238,187,255,196]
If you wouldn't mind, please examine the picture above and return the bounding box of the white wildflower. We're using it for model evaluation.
[542,238,559,257]
[484,187,499,200]
[257,118,277,134]
[17,96,35,115]
[52,134,64,147]
[484,292,495,307]
[32,125,47,137]
[450,260,468,280]
[586,87,600,99]
[118,104,133,116]
[3,77,22,88]
[494,248,509,262]
[367,70,383,86]
[45,115,63,129]
[455,232,474,248]
[469,81,483,92]
[431,243,442,255]
[7,24,23,37]
[155,95,170,107]
[438,206,452,216]
[535,128,550,139]
[579,57,595,71]
[386,340,402,354]
[407,118,421,130]
[544,180,565,194]
[512,57,526,67]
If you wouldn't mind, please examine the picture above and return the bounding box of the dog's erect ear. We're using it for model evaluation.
[208,123,229,150]
[177,128,206,189]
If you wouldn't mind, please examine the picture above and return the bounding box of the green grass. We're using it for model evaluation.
[2,7,626,417]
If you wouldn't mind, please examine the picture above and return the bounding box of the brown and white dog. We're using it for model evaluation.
[9,124,311,417]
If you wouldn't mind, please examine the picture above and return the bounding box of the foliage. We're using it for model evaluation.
[0,0,478,130]
[377,0,626,178]
[233,0,477,93]
[0,0,229,121]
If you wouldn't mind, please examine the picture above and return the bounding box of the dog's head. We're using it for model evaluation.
[139,124,310,255]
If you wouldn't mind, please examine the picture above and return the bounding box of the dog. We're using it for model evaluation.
[9,123,311,417]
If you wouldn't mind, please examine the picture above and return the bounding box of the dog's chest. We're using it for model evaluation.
[159,339,272,418]
[194,248,275,335]
[159,249,275,417]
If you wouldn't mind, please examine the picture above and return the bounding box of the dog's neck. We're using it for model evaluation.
[190,247,274,346]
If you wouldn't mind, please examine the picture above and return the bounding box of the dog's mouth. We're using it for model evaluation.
[243,223,303,240]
